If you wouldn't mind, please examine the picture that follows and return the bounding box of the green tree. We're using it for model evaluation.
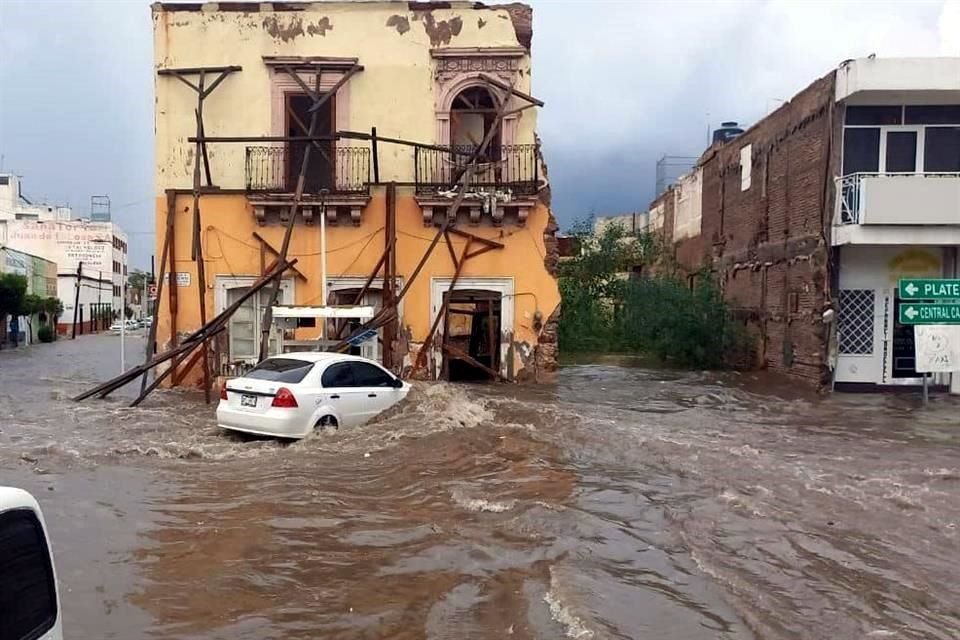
[19,294,44,343]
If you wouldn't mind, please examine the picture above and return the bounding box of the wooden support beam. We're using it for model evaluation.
[158,65,242,76]
[443,230,459,270]
[478,73,545,107]
[415,239,472,372]
[258,71,323,362]
[443,343,512,384]
[308,65,361,113]
[251,231,308,280]
[130,325,225,408]
[189,133,477,156]
[381,181,396,369]
[464,244,501,261]
[75,260,295,402]
[140,195,173,396]
[446,227,504,249]
[201,69,235,100]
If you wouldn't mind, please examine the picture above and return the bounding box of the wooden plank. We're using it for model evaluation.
[258,71,323,362]
[442,343,511,383]
[414,239,471,372]
[158,65,242,76]
[140,195,173,395]
[478,73,545,107]
[307,65,361,113]
[251,231,308,280]
[447,227,504,249]
[74,259,295,402]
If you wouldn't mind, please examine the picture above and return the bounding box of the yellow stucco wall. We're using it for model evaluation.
[154,1,538,189]
[155,189,557,377]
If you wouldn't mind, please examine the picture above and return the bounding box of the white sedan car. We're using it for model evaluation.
[217,353,410,439]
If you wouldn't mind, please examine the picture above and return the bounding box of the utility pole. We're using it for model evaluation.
[71,261,82,339]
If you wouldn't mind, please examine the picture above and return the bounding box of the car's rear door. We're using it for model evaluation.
[319,361,367,427]
[348,362,403,421]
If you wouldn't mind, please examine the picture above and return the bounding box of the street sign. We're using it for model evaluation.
[175,272,191,287]
[914,325,960,373]
[899,303,960,324]
[346,328,378,346]
[148,284,158,298]
[898,278,960,300]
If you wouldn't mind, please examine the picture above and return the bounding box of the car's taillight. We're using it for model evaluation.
[220,385,228,401]
[271,387,298,408]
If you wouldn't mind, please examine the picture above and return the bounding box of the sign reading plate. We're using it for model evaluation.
[175,272,191,287]
[899,278,960,300]
[899,303,960,324]
[914,325,960,373]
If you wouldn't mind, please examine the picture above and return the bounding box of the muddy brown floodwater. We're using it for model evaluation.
[1,334,959,639]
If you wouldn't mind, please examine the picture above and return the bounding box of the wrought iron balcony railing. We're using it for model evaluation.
[245,144,370,194]
[835,172,960,225]
[415,144,540,196]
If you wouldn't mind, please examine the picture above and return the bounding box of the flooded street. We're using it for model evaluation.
[2,335,959,639]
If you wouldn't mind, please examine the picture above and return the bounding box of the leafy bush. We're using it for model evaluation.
[37,324,55,343]
[558,219,745,369]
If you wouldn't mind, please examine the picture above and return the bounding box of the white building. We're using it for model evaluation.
[0,174,72,222]
[832,58,960,388]
[0,173,128,333]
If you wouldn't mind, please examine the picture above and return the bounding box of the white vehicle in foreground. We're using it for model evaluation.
[217,353,411,439]
[0,487,62,640]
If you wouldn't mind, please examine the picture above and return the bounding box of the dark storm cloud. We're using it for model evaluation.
[0,0,954,267]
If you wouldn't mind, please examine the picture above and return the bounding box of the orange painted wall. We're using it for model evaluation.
[154,186,559,379]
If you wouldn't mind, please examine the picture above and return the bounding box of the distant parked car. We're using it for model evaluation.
[217,353,410,439]
[109,321,124,332]
[0,487,62,640]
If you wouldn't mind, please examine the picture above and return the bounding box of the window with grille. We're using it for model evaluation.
[838,289,875,355]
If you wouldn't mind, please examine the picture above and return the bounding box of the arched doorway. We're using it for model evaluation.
[449,85,501,160]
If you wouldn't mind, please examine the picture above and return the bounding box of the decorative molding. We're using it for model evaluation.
[434,56,520,86]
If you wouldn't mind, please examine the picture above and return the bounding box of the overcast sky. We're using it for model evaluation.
[1,0,959,268]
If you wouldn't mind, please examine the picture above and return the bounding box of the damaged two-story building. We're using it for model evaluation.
[649,56,960,391]
[151,1,559,391]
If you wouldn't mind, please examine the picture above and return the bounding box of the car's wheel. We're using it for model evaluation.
[315,415,338,431]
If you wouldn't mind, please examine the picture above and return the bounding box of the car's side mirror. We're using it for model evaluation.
[392,377,404,389]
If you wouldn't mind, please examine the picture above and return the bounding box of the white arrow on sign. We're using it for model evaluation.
[905,306,919,320]
[905,282,919,296]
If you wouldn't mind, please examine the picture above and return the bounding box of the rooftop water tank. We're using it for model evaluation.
[712,121,744,144]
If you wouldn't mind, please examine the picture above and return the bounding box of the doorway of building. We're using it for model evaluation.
[892,295,918,378]
[286,93,335,193]
[442,290,501,382]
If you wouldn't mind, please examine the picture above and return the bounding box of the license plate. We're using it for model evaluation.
[241,394,257,407]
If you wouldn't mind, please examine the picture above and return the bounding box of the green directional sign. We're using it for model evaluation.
[899,278,960,300]
[899,303,960,324]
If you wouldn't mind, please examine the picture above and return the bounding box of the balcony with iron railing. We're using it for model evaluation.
[835,172,960,226]
[414,144,540,196]
[833,172,960,246]
[245,143,370,194]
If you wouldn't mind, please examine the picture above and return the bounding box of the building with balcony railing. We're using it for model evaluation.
[644,56,960,391]
[152,1,559,386]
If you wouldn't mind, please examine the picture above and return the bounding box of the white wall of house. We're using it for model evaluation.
[835,245,955,386]
[836,57,960,102]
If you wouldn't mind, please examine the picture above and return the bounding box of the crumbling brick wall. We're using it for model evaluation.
[699,71,837,387]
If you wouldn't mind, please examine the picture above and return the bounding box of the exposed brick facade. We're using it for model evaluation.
[657,72,838,387]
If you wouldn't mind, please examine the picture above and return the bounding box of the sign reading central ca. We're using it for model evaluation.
[899,278,960,300]
[899,303,960,325]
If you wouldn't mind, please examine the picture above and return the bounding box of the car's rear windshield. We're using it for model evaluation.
[245,358,314,383]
